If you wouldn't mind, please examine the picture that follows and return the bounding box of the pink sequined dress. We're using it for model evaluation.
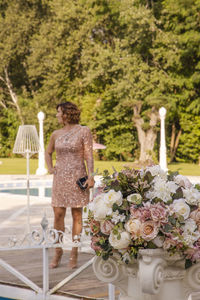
[51,125,94,208]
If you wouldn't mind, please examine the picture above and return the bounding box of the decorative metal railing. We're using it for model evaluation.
[0,215,114,300]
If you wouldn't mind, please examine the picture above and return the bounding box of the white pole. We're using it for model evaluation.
[108,284,115,300]
[26,150,31,232]
[159,107,168,172]
[36,111,47,175]
[43,247,49,296]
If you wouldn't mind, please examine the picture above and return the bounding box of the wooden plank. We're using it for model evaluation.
[0,249,118,299]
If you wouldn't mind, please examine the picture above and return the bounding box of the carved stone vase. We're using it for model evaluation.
[93,249,200,300]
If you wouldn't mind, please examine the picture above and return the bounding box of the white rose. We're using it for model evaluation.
[183,187,200,206]
[124,218,141,240]
[93,202,108,221]
[109,231,131,249]
[174,175,192,189]
[104,189,123,207]
[171,198,190,220]
[152,236,164,248]
[183,218,197,233]
[127,193,142,204]
[93,194,112,221]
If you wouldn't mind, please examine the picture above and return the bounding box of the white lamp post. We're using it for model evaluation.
[36,111,47,176]
[159,107,167,172]
[13,125,40,232]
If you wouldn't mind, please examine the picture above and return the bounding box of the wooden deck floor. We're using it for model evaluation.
[0,189,119,299]
[0,248,117,299]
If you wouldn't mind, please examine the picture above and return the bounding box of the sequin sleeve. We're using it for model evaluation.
[83,127,94,176]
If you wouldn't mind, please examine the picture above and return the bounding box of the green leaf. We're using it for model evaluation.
[185,259,193,269]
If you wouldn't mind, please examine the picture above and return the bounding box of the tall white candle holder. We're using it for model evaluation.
[13,125,40,232]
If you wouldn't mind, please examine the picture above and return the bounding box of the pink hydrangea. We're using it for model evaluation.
[130,205,151,222]
[149,203,168,224]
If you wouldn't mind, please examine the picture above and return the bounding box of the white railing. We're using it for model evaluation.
[0,215,111,300]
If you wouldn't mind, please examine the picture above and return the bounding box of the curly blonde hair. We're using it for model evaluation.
[57,102,80,124]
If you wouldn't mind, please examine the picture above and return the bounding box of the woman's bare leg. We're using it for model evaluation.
[53,207,66,232]
[68,207,82,269]
[50,207,66,268]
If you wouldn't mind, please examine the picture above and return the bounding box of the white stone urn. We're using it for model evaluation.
[93,249,200,300]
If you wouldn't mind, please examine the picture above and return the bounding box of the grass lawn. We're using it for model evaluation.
[0,158,200,176]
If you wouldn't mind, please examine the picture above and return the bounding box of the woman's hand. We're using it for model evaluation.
[85,176,95,189]
[48,167,56,174]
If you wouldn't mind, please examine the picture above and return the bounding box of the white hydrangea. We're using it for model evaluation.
[183,187,200,206]
[145,165,167,180]
[183,234,200,247]
[111,210,126,224]
[182,220,200,247]
[146,177,177,202]
[174,175,192,189]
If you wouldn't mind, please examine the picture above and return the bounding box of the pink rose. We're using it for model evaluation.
[91,236,102,251]
[90,219,100,234]
[124,218,141,240]
[100,220,114,235]
[141,221,159,241]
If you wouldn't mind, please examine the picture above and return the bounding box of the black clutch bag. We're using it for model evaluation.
[76,176,88,190]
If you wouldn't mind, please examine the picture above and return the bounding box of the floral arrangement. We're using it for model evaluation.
[85,165,200,268]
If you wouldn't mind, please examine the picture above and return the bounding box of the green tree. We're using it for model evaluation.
[156,0,200,162]
[0,0,48,156]
[1,0,199,163]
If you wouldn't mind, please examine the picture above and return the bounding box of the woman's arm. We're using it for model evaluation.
[83,127,95,188]
[45,132,56,174]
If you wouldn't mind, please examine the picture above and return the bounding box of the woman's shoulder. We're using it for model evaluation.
[79,125,92,134]
[51,128,64,139]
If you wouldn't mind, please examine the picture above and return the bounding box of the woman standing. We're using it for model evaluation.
[45,102,94,269]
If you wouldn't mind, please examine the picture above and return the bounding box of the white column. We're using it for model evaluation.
[159,107,167,172]
[36,111,47,175]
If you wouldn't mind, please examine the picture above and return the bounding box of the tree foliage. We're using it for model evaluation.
[0,0,199,163]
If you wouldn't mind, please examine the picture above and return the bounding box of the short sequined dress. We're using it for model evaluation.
[52,125,94,208]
